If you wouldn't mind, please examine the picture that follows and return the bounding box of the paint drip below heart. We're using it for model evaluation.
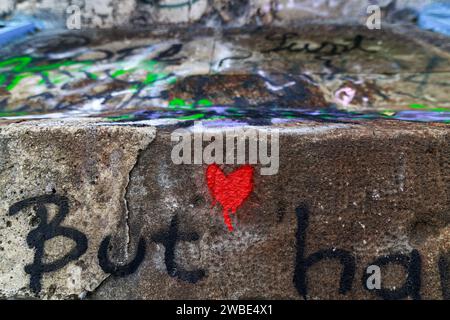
[206,164,254,231]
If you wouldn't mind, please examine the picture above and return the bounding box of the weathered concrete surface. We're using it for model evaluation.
[0,120,155,299]
[0,24,449,121]
[0,119,448,299]
[0,21,448,300]
[0,0,436,28]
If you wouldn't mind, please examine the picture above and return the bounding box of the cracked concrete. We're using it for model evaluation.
[92,120,450,299]
[0,119,155,299]
[0,12,448,300]
[0,118,448,299]
[123,145,152,259]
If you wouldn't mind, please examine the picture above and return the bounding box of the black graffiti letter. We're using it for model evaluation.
[362,250,422,300]
[8,195,88,294]
[438,253,450,300]
[98,236,146,277]
[294,204,356,299]
[154,43,184,63]
[152,214,205,283]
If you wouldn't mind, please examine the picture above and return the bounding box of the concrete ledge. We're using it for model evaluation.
[0,119,448,299]
[0,119,156,299]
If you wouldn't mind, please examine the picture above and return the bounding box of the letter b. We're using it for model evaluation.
[9,195,88,294]
[293,204,356,299]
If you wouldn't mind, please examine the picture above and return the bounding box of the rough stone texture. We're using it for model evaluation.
[169,74,328,108]
[91,120,450,300]
[0,0,442,28]
[0,24,448,120]
[0,120,155,299]
[0,119,448,299]
[0,13,448,300]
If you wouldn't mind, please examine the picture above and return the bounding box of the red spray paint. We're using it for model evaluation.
[206,164,254,231]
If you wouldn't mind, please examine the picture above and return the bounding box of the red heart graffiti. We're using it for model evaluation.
[206,164,254,231]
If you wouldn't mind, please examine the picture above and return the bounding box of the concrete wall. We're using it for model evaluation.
[0,0,443,28]
[1,119,449,300]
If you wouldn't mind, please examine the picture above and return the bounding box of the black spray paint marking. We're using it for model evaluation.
[7,195,449,298]
[362,250,422,300]
[154,43,185,63]
[263,34,377,73]
[218,51,253,68]
[98,236,146,277]
[293,204,356,300]
[404,56,444,95]
[152,214,206,284]
[438,253,450,300]
[141,0,201,9]
[263,33,376,56]
[8,195,88,294]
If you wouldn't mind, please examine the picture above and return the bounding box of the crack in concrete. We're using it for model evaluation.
[86,127,156,299]
[84,274,112,300]
[123,128,156,258]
